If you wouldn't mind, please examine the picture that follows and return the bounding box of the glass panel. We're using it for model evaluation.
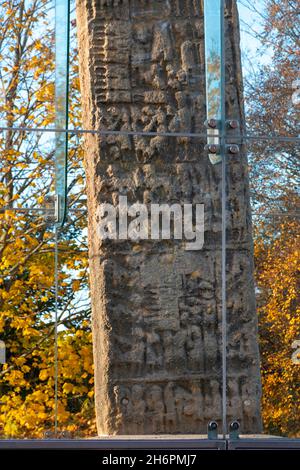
[0,1,55,129]
[225,0,300,439]
[0,127,88,438]
[245,139,299,438]
[50,132,91,438]
[204,0,227,439]
[1,0,298,445]
[204,0,223,165]
[73,0,224,436]
[0,130,56,438]
[55,0,70,226]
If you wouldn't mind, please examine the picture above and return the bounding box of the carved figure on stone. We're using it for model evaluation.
[115,327,145,374]
[227,378,242,420]
[146,385,165,433]
[102,106,132,158]
[99,0,124,7]
[151,21,173,62]
[146,331,163,371]
[181,40,195,74]
[166,64,186,90]
[203,380,221,420]
[164,382,177,431]
[143,64,166,90]
[131,385,146,433]
[113,385,133,432]
[186,324,204,370]
[174,385,196,427]
[169,92,192,141]
[133,106,168,161]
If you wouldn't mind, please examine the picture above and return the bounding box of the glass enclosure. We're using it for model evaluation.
[0,0,299,440]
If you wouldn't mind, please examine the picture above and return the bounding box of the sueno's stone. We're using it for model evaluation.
[76,0,262,435]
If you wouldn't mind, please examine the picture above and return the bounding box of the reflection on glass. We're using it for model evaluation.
[55,0,70,226]
[204,0,223,164]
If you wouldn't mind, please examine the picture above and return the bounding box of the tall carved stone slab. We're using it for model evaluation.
[76,0,262,434]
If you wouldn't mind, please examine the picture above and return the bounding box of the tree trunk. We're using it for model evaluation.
[76,0,262,435]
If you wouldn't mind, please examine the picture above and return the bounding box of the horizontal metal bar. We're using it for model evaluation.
[0,207,86,213]
[0,126,209,139]
[1,207,298,217]
[0,438,225,450]
[228,438,300,450]
[0,125,299,142]
[0,438,300,450]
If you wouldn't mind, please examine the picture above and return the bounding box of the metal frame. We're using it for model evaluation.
[0,438,300,450]
[0,438,225,450]
[204,0,228,439]
[227,438,300,450]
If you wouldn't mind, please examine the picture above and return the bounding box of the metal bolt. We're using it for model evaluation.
[207,420,218,440]
[227,144,239,154]
[229,420,240,440]
[205,144,220,154]
[208,420,218,431]
[205,118,218,129]
[230,421,240,431]
[226,120,239,129]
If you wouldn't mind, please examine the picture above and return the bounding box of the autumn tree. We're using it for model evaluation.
[0,0,94,437]
[242,0,299,216]
[255,219,300,436]
[242,0,300,436]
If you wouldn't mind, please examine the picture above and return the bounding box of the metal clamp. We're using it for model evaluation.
[226,119,239,130]
[44,195,60,225]
[207,421,219,440]
[226,144,239,155]
[205,119,221,130]
[205,143,220,154]
[229,420,240,439]
[225,120,240,155]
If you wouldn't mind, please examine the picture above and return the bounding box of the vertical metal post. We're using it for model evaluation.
[204,0,227,437]
[54,226,59,435]
[53,0,70,434]
[220,0,227,439]
[55,0,70,226]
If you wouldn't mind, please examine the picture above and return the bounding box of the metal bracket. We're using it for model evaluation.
[226,144,239,155]
[226,119,239,130]
[229,421,240,439]
[207,421,218,440]
[205,119,221,130]
[204,119,222,165]
[205,143,220,154]
[43,195,60,225]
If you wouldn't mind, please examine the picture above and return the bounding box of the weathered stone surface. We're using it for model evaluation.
[76,0,262,435]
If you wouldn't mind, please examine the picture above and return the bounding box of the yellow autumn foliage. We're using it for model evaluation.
[0,0,93,438]
[256,219,300,436]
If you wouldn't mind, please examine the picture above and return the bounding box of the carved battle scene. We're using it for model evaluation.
[76,0,262,434]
